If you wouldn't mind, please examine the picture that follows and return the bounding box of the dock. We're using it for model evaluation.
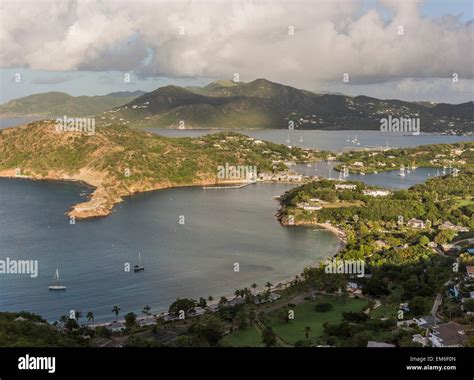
[202,181,256,190]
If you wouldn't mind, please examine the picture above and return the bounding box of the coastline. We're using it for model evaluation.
[0,170,260,220]
[0,174,346,326]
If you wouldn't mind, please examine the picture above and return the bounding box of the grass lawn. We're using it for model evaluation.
[369,303,398,319]
[267,295,368,345]
[220,324,264,347]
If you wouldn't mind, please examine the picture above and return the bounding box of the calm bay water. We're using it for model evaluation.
[0,117,44,129]
[147,128,473,152]
[0,180,339,322]
[293,162,445,189]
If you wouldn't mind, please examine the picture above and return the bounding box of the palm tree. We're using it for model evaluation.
[75,311,82,325]
[112,305,121,320]
[251,283,258,294]
[304,326,311,339]
[207,296,214,304]
[142,305,151,316]
[265,282,273,292]
[59,315,67,326]
[219,296,228,305]
[234,289,242,299]
[86,311,94,324]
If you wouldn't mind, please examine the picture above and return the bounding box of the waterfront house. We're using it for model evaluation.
[188,307,206,317]
[107,321,126,333]
[429,322,468,347]
[254,292,281,305]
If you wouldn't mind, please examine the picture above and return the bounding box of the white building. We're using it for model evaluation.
[363,189,391,197]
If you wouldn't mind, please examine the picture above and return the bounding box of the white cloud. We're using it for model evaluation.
[0,0,472,89]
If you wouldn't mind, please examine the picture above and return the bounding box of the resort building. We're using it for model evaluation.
[297,203,322,211]
[363,189,391,197]
[335,184,357,190]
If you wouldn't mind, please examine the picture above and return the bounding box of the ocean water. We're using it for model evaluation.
[0,180,339,322]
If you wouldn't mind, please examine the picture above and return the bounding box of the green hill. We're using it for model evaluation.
[0,120,311,219]
[0,91,143,117]
[106,79,473,133]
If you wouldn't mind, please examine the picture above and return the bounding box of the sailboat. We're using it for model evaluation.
[399,165,406,177]
[442,166,446,175]
[346,136,350,142]
[299,136,303,143]
[286,134,290,143]
[134,252,145,272]
[49,269,66,290]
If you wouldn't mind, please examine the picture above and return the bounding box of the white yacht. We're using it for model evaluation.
[49,269,66,291]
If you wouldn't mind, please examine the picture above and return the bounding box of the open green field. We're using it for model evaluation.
[369,303,398,319]
[220,324,263,347]
[267,295,369,345]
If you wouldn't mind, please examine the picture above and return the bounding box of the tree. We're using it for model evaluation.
[169,298,196,317]
[218,296,228,305]
[86,311,94,323]
[419,236,430,246]
[112,305,121,320]
[262,326,277,347]
[65,318,79,331]
[434,230,456,245]
[75,311,82,325]
[207,296,214,305]
[251,283,258,294]
[314,303,333,312]
[304,326,311,339]
[409,296,430,316]
[124,312,137,328]
[265,282,273,292]
[463,299,474,312]
[142,305,151,316]
[198,297,207,308]
[188,315,226,346]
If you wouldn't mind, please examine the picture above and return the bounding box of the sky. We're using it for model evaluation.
[0,0,473,104]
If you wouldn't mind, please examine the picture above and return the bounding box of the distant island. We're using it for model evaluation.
[0,91,145,118]
[1,79,472,134]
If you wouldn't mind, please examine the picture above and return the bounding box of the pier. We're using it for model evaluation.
[202,181,256,190]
